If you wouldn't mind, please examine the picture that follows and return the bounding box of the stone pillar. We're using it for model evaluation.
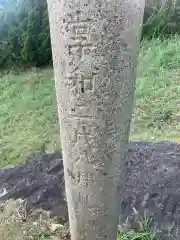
[47,0,145,239]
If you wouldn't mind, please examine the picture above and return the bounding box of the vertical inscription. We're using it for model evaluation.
[71,24,90,40]
[67,118,116,168]
[67,72,96,95]
[66,9,93,25]
[69,121,97,147]
[65,18,97,96]
[48,0,145,238]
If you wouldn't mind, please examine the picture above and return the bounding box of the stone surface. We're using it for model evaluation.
[47,0,145,239]
[1,141,180,237]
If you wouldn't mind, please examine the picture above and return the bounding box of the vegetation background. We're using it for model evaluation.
[0,0,180,239]
[0,0,179,69]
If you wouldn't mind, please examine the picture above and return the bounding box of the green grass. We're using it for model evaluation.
[1,37,180,167]
[117,213,157,240]
[118,231,156,240]
[131,36,180,141]
[0,67,59,166]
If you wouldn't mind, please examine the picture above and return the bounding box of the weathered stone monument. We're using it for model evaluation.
[47,0,145,239]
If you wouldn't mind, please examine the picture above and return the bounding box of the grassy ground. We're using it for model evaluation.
[132,36,180,141]
[0,199,69,240]
[0,68,59,166]
[1,37,180,166]
[0,200,156,240]
[0,37,180,239]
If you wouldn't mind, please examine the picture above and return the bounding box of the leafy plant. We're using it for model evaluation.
[142,0,180,39]
[118,212,157,240]
[0,0,51,69]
